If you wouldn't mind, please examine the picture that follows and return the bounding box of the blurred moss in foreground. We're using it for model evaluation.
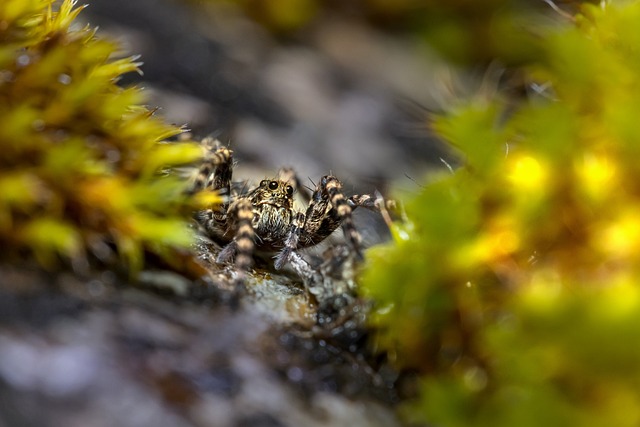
[0,0,213,272]
[363,2,640,426]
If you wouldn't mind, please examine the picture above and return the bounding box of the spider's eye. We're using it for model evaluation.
[260,180,268,187]
[268,181,279,190]
[286,185,294,196]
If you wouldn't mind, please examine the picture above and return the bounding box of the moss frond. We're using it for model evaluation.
[0,0,208,271]
[363,2,640,426]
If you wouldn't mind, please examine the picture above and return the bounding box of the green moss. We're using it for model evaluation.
[363,2,640,426]
[0,0,209,271]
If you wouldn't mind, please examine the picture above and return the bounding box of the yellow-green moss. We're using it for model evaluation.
[0,0,209,271]
[363,2,640,426]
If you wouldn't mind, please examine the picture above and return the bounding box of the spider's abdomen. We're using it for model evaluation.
[252,204,293,250]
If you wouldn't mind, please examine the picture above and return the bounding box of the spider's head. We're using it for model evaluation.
[253,179,295,209]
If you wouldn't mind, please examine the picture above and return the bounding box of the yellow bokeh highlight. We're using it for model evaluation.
[520,269,563,313]
[454,216,520,267]
[476,229,520,260]
[599,209,640,257]
[508,155,548,192]
[575,152,617,200]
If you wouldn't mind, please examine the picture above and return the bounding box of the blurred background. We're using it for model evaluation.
[81,0,462,193]
[80,0,585,189]
[79,0,588,248]
[81,0,592,197]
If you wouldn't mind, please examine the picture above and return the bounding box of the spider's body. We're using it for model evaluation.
[193,138,379,279]
[245,179,295,250]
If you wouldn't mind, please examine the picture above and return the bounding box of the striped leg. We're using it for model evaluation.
[274,212,305,270]
[233,198,255,273]
[192,137,233,197]
[216,198,255,281]
[193,138,234,238]
[300,175,363,261]
[323,176,363,261]
[348,192,396,212]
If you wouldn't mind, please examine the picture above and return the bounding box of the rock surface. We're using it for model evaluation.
[0,247,407,427]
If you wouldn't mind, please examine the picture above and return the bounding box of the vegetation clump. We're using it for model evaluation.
[0,0,206,272]
[363,2,640,426]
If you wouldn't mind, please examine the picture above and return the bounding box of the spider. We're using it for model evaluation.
[191,138,382,282]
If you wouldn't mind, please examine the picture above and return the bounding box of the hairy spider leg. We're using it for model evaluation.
[194,139,234,237]
[191,137,232,195]
[274,212,305,270]
[323,176,363,261]
[348,190,397,211]
[347,193,377,210]
[230,198,255,274]
[272,178,390,270]
[298,175,363,261]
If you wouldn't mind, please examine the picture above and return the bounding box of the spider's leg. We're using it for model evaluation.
[348,192,396,212]
[274,212,305,270]
[300,175,363,260]
[288,251,326,299]
[191,137,233,198]
[324,176,363,260]
[216,240,237,264]
[347,193,377,210]
[278,167,311,203]
[348,190,399,234]
[193,138,234,238]
[224,198,255,278]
